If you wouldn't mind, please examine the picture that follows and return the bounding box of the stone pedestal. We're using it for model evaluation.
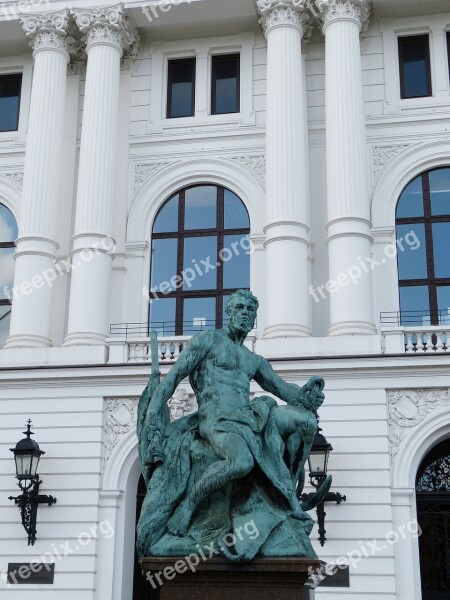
[139,557,320,600]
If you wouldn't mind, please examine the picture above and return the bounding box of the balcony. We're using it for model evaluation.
[381,311,450,354]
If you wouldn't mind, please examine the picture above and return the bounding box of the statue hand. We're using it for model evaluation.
[302,376,325,412]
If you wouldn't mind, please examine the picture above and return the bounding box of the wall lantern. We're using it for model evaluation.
[8,421,57,545]
[302,425,346,546]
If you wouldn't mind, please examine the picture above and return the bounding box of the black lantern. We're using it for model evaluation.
[302,425,346,546]
[9,421,56,545]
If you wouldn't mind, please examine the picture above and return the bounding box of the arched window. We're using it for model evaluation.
[0,203,17,346]
[149,184,250,336]
[416,438,450,600]
[396,167,450,325]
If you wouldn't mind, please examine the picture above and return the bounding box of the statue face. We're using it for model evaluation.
[228,298,257,334]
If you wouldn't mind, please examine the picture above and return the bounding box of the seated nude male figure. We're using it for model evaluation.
[144,290,324,537]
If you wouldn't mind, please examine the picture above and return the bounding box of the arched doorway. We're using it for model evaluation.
[132,475,157,600]
[416,438,450,599]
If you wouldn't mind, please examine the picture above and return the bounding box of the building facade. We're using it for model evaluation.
[0,0,449,598]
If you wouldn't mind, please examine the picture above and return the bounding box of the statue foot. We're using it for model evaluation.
[167,500,193,537]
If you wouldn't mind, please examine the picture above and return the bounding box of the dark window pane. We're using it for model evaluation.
[399,36,431,99]
[223,234,251,289]
[396,224,427,280]
[167,59,195,118]
[399,286,430,325]
[429,168,450,216]
[212,54,239,115]
[0,305,11,347]
[224,189,249,229]
[432,223,450,278]
[396,175,424,218]
[437,286,450,323]
[183,236,217,290]
[149,297,176,336]
[184,186,217,230]
[0,248,15,297]
[151,238,178,292]
[183,297,216,334]
[0,75,21,132]
[222,294,231,326]
[154,195,179,233]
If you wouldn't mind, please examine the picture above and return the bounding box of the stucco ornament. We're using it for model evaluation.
[318,0,371,33]
[20,10,80,57]
[137,290,329,562]
[256,0,310,35]
[387,389,449,462]
[73,4,138,55]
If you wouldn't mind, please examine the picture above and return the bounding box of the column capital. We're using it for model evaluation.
[73,3,138,56]
[256,0,310,37]
[319,0,371,33]
[20,10,78,59]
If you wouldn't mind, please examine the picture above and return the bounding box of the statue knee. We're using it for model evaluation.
[303,415,317,439]
[233,453,254,478]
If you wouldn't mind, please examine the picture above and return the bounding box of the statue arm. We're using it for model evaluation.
[254,357,325,413]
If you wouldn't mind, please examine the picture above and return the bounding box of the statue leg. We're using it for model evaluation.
[167,432,254,537]
[274,405,317,475]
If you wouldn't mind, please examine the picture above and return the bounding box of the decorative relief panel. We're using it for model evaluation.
[372,144,411,177]
[103,389,197,468]
[0,172,24,190]
[134,162,172,194]
[230,155,266,186]
[387,389,449,463]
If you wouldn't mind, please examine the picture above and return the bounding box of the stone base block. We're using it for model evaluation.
[139,557,320,600]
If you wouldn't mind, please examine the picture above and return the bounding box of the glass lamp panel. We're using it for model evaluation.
[183,297,216,334]
[0,203,18,242]
[223,235,250,289]
[396,176,424,218]
[150,238,178,293]
[308,451,327,475]
[30,452,40,477]
[0,305,11,347]
[183,236,217,290]
[184,186,217,230]
[153,195,179,233]
[16,453,32,478]
[224,189,249,229]
[149,297,176,336]
[396,223,427,280]
[432,223,450,278]
[399,286,430,325]
[429,168,450,216]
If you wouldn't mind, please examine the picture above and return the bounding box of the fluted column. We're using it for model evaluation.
[320,0,376,335]
[257,0,311,338]
[64,4,137,346]
[5,12,75,348]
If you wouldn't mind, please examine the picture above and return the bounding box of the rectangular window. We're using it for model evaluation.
[211,54,240,115]
[398,35,432,99]
[167,58,196,118]
[0,74,22,132]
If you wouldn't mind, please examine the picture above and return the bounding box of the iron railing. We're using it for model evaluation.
[380,310,450,327]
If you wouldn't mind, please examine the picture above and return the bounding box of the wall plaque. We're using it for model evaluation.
[7,562,55,585]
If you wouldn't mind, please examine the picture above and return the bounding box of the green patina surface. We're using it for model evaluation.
[137,290,327,563]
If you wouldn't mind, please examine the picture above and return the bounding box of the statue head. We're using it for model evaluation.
[225,290,259,335]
